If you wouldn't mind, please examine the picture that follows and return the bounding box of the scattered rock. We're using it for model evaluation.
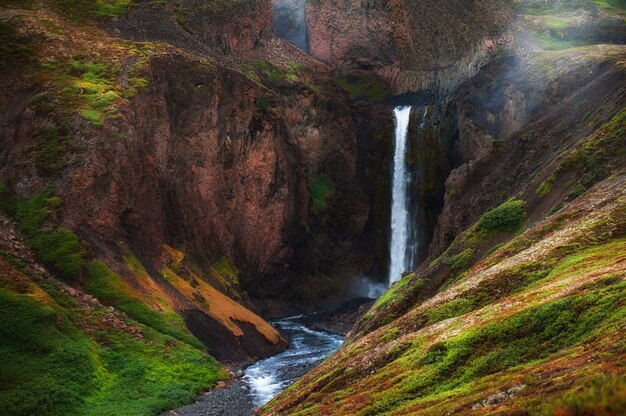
[471,384,527,410]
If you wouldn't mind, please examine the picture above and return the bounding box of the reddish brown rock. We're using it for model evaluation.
[306,0,513,94]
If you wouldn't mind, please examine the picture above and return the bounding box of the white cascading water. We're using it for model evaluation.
[388,106,413,286]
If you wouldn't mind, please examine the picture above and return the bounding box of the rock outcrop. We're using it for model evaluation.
[114,0,274,54]
[306,0,513,94]
[0,0,390,329]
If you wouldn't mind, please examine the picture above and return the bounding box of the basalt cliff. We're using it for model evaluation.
[1,0,625,415]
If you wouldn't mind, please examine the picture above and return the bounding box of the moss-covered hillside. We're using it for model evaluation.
[0,207,227,416]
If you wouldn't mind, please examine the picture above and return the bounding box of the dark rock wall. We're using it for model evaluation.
[305,0,513,94]
[114,0,274,54]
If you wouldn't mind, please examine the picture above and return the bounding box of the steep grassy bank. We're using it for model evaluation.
[262,167,626,416]
[0,212,225,416]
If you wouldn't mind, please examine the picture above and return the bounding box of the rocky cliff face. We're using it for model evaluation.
[0,0,385,368]
[114,0,274,54]
[306,0,513,94]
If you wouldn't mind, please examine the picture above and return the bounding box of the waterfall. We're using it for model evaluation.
[388,106,413,286]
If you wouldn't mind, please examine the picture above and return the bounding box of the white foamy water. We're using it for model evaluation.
[244,318,343,406]
[388,106,413,286]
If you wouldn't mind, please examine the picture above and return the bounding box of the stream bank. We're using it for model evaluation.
[167,309,362,416]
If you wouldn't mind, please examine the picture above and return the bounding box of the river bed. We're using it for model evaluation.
[244,316,344,406]
[171,316,344,416]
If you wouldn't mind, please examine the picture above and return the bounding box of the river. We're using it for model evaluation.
[245,316,344,406]
[171,316,344,416]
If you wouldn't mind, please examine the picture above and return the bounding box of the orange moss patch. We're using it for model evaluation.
[160,266,282,344]
[124,251,172,311]
[0,256,54,306]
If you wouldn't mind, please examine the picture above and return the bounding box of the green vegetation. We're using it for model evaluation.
[542,374,626,415]
[255,92,274,112]
[536,33,584,51]
[373,273,420,312]
[425,297,474,324]
[53,0,134,19]
[0,19,36,69]
[448,248,474,274]
[0,188,222,414]
[85,261,204,348]
[430,237,626,329]
[30,229,86,281]
[0,280,221,416]
[308,175,335,211]
[593,0,626,14]
[36,59,122,125]
[7,190,86,281]
[3,190,202,347]
[362,278,626,415]
[174,5,191,32]
[536,174,555,196]
[336,74,390,102]
[476,199,526,233]
[253,60,309,86]
[0,286,99,415]
[212,257,237,282]
[256,60,284,83]
[286,62,303,81]
[560,109,626,193]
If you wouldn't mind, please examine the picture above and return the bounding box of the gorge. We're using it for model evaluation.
[0,0,625,415]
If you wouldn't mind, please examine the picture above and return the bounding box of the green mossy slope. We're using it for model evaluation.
[0,254,223,416]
